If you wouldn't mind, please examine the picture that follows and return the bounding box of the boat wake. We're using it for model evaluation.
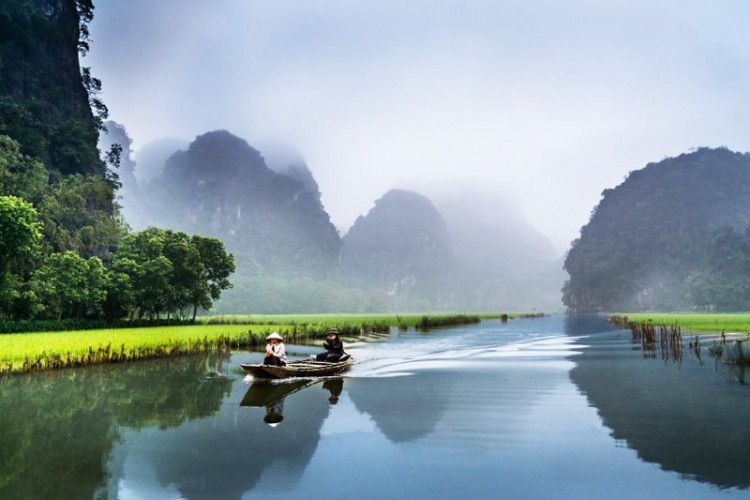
[347,333,587,378]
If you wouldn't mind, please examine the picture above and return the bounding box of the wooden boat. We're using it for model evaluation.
[241,354,352,379]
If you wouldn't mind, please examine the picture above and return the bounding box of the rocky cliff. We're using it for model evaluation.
[0,0,104,177]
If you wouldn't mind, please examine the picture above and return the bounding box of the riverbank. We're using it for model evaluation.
[609,313,750,365]
[0,313,522,374]
[610,313,750,335]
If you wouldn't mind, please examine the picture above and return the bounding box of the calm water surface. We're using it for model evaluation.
[1,315,749,499]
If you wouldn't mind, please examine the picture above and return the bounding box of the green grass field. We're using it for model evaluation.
[614,313,750,334]
[0,324,269,373]
[0,313,506,374]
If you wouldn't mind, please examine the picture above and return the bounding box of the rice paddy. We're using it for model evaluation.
[0,313,506,374]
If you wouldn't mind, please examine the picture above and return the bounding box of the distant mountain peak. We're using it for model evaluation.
[163,130,268,183]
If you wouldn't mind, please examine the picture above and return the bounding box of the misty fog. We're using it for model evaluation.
[99,126,564,312]
[88,1,750,312]
[88,0,750,255]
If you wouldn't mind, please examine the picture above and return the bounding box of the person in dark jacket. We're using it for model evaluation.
[316,329,345,362]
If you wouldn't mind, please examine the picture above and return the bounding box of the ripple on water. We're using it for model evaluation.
[347,333,584,378]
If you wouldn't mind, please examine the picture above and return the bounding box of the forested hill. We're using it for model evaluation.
[139,130,342,278]
[0,0,123,263]
[114,122,565,312]
[564,147,750,312]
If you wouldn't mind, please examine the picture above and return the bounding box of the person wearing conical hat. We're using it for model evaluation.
[263,332,287,366]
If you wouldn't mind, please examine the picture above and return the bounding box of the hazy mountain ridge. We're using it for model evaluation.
[20,1,748,317]
[564,147,750,312]
[436,194,564,311]
[340,188,565,311]
[106,127,565,312]
[139,130,342,278]
[340,189,454,309]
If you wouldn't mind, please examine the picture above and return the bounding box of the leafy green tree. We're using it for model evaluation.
[0,195,43,278]
[37,174,126,260]
[110,228,171,320]
[0,196,44,319]
[109,228,235,320]
[31,252,89,320]
[31,251,106,320]
[190,235,235,319]
[0,135,48,202]
[101,264,134,322]
[0,273,42,320]
[81,255,107,317]
[162,230,203,319]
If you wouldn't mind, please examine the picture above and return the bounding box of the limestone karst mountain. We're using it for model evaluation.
[141,130,342,279]
[103,126,566,313]
[340,189,455,310]
[564,147,750,312]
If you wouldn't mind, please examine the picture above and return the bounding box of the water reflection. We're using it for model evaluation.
[0,353,233,500]
[240,378,344,425]
[563,313,616,336]
[115,401,323,498]
[725,364,750,385]
[348,374,447,443]
[569,327,750,490]
[323,378,343,404]
[2,317,749,498]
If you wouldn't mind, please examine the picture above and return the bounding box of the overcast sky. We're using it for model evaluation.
[87,0,750,253]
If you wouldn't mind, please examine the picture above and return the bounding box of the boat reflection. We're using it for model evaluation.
[241,377,346,425]
[323,378,343,404]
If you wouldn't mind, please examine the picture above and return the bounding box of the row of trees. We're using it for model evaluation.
[107,228,235,321]
[0,136,235,323]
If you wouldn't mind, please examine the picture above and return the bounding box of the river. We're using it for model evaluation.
[1,315,748,499]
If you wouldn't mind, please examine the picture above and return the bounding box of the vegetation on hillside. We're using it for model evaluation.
[0,2,235,324]
[0,0,105,178]
[564,148,750,312]
[138,130,342,278]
